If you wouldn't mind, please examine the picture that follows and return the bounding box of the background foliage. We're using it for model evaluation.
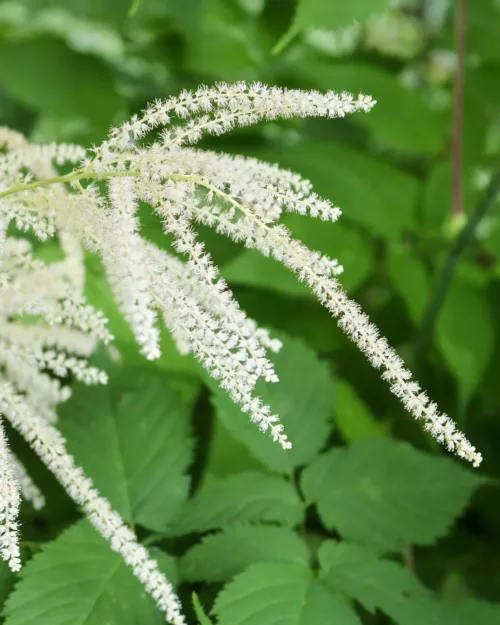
[1,0,500,622]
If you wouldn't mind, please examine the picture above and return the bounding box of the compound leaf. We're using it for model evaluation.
[301,438,486,551]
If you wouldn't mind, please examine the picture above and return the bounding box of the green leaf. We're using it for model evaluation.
[3,521,177,625]
[0,559,15,608]
[129,0,140,16]
[387,247,430,325]
[205,417,266,477]
[210,333,333,473]
[180,0,264,78]
[301,438,487,551]
[285,216,371,292]
[223,249,309,297]
[441,0,500,65]
[23,0,132,26]
[305,63,446,155]
[170,472,304,534]
[59,371,193,531]
[437,278,495,409]
[185,17,258,79]
[223,218,371,295]
[0,37,123,125]
[180,525,309,582]
[250,141,418,238]
[333,378,385,442]
[85,259,200,376]
[422,163,479,230]
[213,562,361,625]
[320,542,500,624]
[319,540,425,618]
[390,596,500,625]
[274,0,388,54]
[192,592,214,625]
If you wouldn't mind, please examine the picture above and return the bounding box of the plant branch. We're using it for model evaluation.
[0,169,140,200]
[451,0,467,217]
[416,170,500,357]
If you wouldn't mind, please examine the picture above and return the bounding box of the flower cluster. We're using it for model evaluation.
[0,82,482,623]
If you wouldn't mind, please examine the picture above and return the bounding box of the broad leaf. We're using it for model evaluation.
[180,525,309,582]
[0,37,123,125]
[390,596,500,625]
[388,247,430,325]
[223,218,371,295]
[437,278,495,410]
[440,0,500,65]
[0,560,15,608]
[184,5,260,78]
[23,0,132,26]
[306,63,446,155]
[170,472,304,534]
[422,163,479,230]
[59,371,193,531]
[332,378,385,442]
[319,541,426,619]
[301,438,486,551]
[274,0,388,54]
[210,333,333,472]
[249,142,418,239]
[3,521,177,625]
[223,249,309,297]
[213,562,361,625]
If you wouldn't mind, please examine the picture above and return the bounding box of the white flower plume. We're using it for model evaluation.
[0,82,482,623]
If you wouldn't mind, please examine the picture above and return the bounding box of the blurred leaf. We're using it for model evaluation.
[210,333,333,473]
[437,278,495,409]
[22,0,132,26]
[422,163,479,230]
[223,216,371,297]
[390,596,500,625]
[301,438,487,551]
[306,62,446,154]
[205,417,265,477]
[388,246,430,325]
[0,37,123,125]
[234,288,343,354]
[182,0,262,78]
[185,17,258,79]
[4,520,176,625]
[251,141,418,238]
[333,378,385,442]
[180,525,309,582]
[274,0,388,54]
[223,249,309,297]
[284,216,372,292]
[0,559,15,608]
[59,372,193,531]
[364,11,424,60]
[129,0,140,16]
[452,0,500,64]
[213,562,361,625]
[319,540,425,619]
[170,471,304,534]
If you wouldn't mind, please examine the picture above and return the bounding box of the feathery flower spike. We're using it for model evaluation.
[0,81,482,624]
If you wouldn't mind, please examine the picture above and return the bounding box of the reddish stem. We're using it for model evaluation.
[452,0,467,216]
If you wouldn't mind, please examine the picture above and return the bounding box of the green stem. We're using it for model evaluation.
[0,169,140,200]
[415,170,500,358]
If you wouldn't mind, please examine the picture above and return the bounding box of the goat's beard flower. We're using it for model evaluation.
[0,82,481,623]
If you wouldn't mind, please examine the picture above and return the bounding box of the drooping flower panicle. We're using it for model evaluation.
[0,82,481,624]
